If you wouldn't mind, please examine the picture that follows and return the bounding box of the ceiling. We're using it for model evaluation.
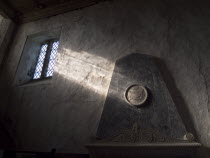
[0,0,105,23]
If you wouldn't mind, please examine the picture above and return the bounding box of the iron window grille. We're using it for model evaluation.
[33,40,59,80]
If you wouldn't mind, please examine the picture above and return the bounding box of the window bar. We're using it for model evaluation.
[33,43,48,79]
[46,41,59,77]
[41,41,53,78]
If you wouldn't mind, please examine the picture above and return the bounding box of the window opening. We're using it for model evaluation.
[33,40,59,80]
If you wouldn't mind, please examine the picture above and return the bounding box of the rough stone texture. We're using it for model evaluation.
[97,54,187,139]
[0,15,13,68]
[0,0,210,156]
[0,15,16,116]
[0,15,16,148]
[0,15,11,66]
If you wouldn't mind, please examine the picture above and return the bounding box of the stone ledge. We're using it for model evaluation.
[86,142,201,148]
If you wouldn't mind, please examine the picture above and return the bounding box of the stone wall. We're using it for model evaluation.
[0,15,15,69]
[1,0,210,156]
[0,14,16,148]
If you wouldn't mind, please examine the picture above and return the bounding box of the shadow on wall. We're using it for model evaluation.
[55,0,210,63]
[0,120,15,149]
[5,50,113,152]
[156,58,197,140]
[57,0,170,62]
[2,0,210,153]
[3,47,200,153]
[198,146,210,158]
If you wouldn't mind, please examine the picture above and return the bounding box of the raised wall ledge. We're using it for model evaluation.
[16,77,53,88]
[86,142,201,148]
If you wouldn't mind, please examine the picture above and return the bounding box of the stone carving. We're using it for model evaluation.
[125,85,148,106]
[183,133,194,142]
[99,123,194,143]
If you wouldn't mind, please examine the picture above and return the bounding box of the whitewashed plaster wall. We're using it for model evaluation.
[1,0,210,156]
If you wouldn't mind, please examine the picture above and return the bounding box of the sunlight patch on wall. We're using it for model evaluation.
[54,48,115,96]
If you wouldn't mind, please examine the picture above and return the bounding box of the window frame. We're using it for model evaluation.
[32,38,59,80]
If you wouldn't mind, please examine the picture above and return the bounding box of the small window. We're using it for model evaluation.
[33,40,59,80]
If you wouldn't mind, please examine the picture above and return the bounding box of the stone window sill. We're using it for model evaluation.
[17,77,53,88]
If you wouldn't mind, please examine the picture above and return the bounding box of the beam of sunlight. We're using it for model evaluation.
[54,48,115,96]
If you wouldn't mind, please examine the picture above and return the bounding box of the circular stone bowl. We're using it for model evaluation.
[125,85,148,107]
